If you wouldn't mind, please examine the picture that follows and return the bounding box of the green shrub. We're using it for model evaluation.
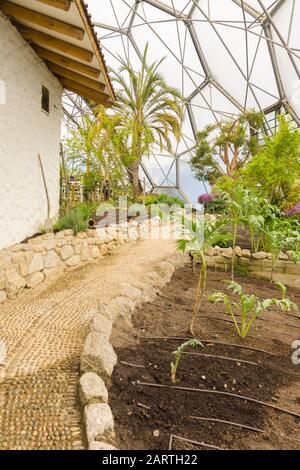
[143,193,184,208]
[53,203,96,234]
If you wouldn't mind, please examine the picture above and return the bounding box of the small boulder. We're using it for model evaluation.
[120,283,142,302]
[90,246,101,259]
[84,403,115,443]
[60,244,74,261]
[26,271,45,289]
[206,246,215,257]
[90,313,112,339]
[81,333,117,378]
[44,250,61,269]
[66,255,81,267]
[0,290,7,303]
[220,247,233,259]
[89,441,117,451]
[242,249,251,259]
[252,251,268,260]
[28,254,44,274]
[100,297,135,322]
[6,271,26,299]
[79,372,108,405]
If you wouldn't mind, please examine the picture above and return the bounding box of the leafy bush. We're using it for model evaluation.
[209,281,298,340]
[241,117,300,206]
[53,203,97,234]
[143,193,184,208]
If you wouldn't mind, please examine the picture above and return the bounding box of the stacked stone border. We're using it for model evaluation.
[79,251,188,450]
[196,246,300,289]
[0,219,161,303]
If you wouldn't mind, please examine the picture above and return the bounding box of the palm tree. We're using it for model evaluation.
[111,44,183,197]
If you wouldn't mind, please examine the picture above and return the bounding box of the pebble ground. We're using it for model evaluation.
[0,239,175,450]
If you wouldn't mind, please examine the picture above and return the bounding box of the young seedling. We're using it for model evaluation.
[208,281,298,340]
[171,339,204,383]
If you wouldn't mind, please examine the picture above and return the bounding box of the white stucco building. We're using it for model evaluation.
[0,0,114,249]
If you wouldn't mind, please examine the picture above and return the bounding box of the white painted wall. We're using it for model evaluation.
[0,13,63,249]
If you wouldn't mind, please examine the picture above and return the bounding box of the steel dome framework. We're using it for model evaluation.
[63,0,300,202]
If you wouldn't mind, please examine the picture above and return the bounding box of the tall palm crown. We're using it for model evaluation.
[111,44,183,196]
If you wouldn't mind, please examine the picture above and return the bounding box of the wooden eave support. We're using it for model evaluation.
[34,0,71,11]
[0,0,84,39]
[47,62,105,92]
[60,77,112,107]
[32,46,100,79]
[18,24,93,62]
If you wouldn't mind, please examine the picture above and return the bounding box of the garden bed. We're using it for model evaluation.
[109,264,300,450]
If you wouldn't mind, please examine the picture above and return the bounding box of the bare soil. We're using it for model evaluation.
[109,264,300,450]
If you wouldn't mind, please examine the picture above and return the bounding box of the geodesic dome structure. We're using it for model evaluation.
[63,0,300,203]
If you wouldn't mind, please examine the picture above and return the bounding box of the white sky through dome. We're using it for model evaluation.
[73,0,300,203]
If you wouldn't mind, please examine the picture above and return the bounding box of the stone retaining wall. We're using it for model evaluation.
[0,219,160,303]
[79,251,188,450]
[194,246,300,289]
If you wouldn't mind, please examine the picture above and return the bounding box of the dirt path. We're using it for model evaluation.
[0,239,176,450]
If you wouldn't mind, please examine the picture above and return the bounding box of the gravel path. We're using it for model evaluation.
[0,239,176,450]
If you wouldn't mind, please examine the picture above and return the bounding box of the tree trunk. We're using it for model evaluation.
[129,159,142,198]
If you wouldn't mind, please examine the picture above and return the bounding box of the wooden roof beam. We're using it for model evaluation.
[32,46,100,79]
[46,62,105,92]
[0,0,84,39]
[18,24,93,62]
[34,0,71,11]
[60,77,112,107]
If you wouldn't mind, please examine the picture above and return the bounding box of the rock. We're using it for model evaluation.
[90,313,112,339]
[100,297,135,322]
[65,229,74,236]
[206,246,215,256]
[55,231,66,239]
[143,271,165,287]
[0,290,7,303]
[0,254,13,270]
[0,268,6,290]
[220,247,233,259]
[155,261,175,277]
[100,244,108,256]
[120,283,142,302]
[81,333,117,378]
[80,243,90,262]
[28,254,44,274]
[66,255,81,267]
[89,441,117,451]
[6,272,26,299]
[79,372,108,405]
[44,250,61,269]
[90,246,101,259]
[133,281,157,302]
[242,249,251,259]
[84,403,114,443]
[60,245,74,261]
[26,271,45,289]
[77,232,87,239]
[43,239,56,251]
[252,251,268,260]
[19,261,28,277]
[279,252,289,260]
[168,252,187,268]
[44,267,64,282]
[234,246,243,257]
